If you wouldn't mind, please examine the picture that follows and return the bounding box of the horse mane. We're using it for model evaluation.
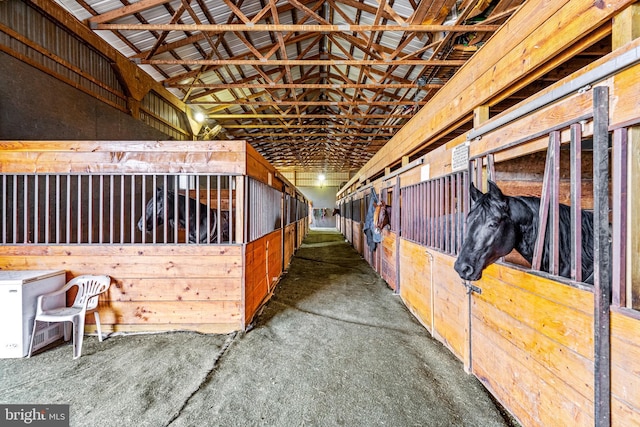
[506,194,595,281]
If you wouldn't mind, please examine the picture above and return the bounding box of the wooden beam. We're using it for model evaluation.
[344,0,636,187]
[93,23,501,33]
[87,0,172,24]
[167,83,443,89]
[139,59,467,66]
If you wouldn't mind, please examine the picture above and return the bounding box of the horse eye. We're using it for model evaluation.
[488,221,499,229]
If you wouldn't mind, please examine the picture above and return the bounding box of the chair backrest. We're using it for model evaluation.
[69,275,111,311]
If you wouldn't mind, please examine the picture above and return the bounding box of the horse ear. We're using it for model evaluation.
[469,182,483,203]
[487,180,505,200]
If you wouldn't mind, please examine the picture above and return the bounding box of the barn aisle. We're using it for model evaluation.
[0,230,518,427]
[172,229,518,427]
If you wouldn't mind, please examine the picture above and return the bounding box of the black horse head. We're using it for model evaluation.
[137,188,227,244]
[454,181,517,281]
[454,180,599,284]
[137,188,176,234]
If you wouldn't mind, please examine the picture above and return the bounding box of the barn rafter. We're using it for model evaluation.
[55,0,524,172]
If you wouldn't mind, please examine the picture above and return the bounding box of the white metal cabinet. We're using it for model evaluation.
[0,270,66,358]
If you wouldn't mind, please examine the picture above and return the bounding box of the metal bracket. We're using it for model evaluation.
[577,84,591,94]
[462,280,482,295]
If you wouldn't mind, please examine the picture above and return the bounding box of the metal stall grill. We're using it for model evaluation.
[0,173,238,245]
[400,171,467,255]
[247,178,282,242]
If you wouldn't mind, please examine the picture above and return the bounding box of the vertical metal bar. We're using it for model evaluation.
[593,86,611,427]
[456,173,462,253]
[44,175,50,244]
[163,176,168,244]
[195,175,201,244]
[152,175,157,244]
[612,127,627,307]
[449,175,454,253]
[487,154,495,182]
[207,175,212,243]
[12,175,17,244]
[244,177,249,243]
[141,176,146,244]
[174,176,179,243]
[34,175,39,243]
[110,175,115,244]
[429,181,433,247]
[549,131,560,276]
[532,142,554,271]
[475,158,483,189]
[439,177,444,250]
[77,175,82,243]
[131,175,136,243]
[120,175,125,244]
[24,176,29,243]
[99,175,104,244]
[55,175,60,244]
[185,176,191,243]
[1,175,5,244]
[66,175,71,244]
[88,175,94,244]
[570,123,583,282]
[229,176,233,243]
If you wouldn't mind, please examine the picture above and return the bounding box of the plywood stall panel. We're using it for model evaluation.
[379,230,397,291]
[610,309,640,426]
[284,223,296,270]
[399,239,433,333]
[352,222,364,255]
[344,221,353,246]
[471,265,595,427]
[244,230,283,325]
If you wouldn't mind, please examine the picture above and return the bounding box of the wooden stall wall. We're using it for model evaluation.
[610,309,640,426]
[244,229,283,326]
[284,223,296,270]
[0,140,252,333]
[352,222,364,255]
[338,35,640,427]
[379,230,396,291]
[471,264,595,426]
[0,140,310,334]
[0,245,244,334]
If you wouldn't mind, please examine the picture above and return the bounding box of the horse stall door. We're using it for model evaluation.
[379,230,397,291]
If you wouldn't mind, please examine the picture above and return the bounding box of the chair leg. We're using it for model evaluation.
[72,315,86,360]
[27,319,38,358]
[94,312,103,342]
[64,322,71,342]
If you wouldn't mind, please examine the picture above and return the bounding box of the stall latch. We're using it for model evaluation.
[462,280,482,295]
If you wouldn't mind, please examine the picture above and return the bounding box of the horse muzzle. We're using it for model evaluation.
[453,259,482,281]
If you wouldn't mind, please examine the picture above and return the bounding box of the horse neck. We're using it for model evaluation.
[506,196,540,263]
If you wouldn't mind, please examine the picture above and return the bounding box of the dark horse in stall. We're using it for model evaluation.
[137,188,230,243]
[374,201,392,234]
[453,181,596,284]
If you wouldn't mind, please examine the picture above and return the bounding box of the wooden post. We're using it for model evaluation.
[613,2,640,309]
[593,86,611,427]
[473,105,489,127]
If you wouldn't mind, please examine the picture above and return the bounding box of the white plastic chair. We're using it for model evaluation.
[28,275,111,359]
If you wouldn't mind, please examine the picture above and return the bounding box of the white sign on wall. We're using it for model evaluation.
[420,164,430,182]
[451,143,469,172]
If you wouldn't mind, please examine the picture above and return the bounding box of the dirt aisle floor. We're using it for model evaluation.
[0,230,518,426]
